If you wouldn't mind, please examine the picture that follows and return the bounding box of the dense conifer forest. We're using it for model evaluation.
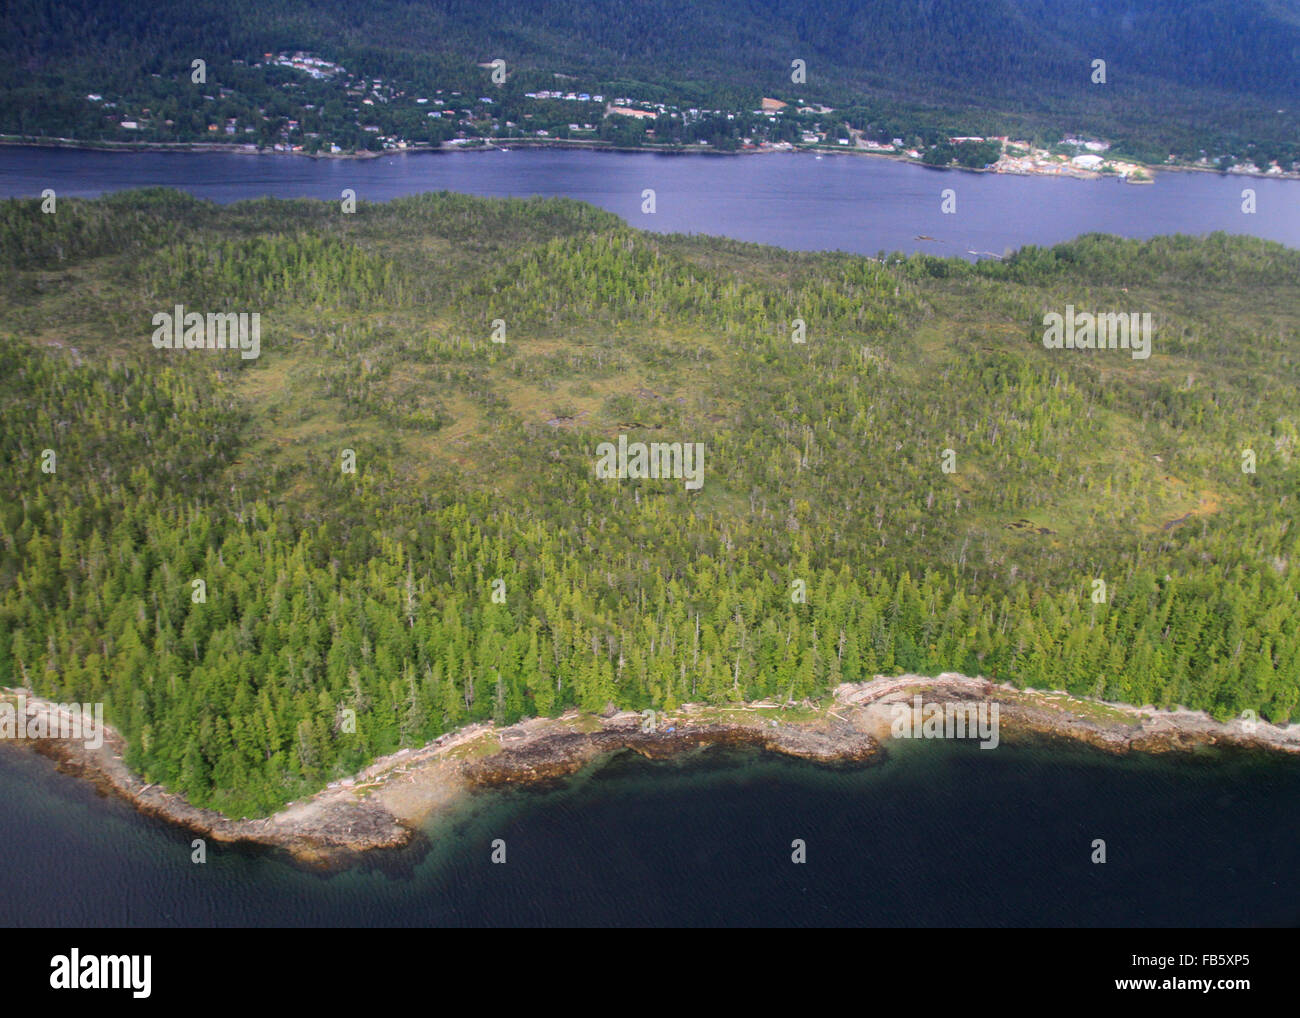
[1,190,1297,815]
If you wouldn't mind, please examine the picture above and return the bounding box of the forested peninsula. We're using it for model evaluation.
[1,190,1297,819]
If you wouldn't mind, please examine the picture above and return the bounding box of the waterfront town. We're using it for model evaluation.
[63,51,1299,180]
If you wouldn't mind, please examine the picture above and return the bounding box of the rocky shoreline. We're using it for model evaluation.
[4,675,1298,867]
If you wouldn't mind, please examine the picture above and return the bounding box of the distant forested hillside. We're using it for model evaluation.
[2,0,1298,162]
[1,190,1297,816]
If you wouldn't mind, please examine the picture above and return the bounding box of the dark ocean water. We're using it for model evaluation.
[1,146,1297,257]
[2,736,1297,927]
